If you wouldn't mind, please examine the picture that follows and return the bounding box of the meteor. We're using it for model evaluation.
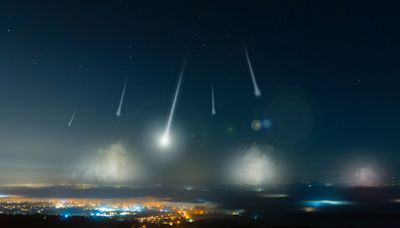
[159,56,187,149]
[211,83,216,115]
[67,111,77,127]
[243,43,261,97]
[116,80,127,117]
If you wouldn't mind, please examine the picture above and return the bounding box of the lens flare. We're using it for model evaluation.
[251,120,262,131]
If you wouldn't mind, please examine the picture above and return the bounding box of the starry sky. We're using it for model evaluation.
[0,0,400,185]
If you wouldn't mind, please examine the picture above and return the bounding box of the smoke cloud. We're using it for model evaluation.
[351,166,379,187]
[227,145,275,186]
[74,142,143,184]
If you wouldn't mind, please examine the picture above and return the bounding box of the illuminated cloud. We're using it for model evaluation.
[227,145,275,186]
[74,142,143,184]
[351,166,379,187]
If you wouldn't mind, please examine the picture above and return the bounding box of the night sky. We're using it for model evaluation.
[1,0,400,185]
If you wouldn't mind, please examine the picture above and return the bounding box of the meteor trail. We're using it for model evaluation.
[211,83,216,115]
[243,43,262,97]
[116,80,127,117]
[67,111,77,127]
[159,56,187,148]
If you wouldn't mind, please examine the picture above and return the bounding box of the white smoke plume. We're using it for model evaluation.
[227,145,275,186]
[74,142,143,184]
[351,166,379,187]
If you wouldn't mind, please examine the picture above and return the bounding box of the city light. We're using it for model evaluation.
[0,196,225,226]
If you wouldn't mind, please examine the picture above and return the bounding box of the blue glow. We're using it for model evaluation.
[97,206,113,212]
[94,205,145,215]
[94,212,107,217]
[305,200,351,208]
[63,214,70,218]
[262,119,272,128]
[133,206,143,212]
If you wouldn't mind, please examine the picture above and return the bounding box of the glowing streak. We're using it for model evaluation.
[67,111,77,127]
[116,80,127,117]
[159,56,187,148]
[243,43,261,97]
[305,200,351,208]
[260,194,289,198]
[211,83,216,115]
